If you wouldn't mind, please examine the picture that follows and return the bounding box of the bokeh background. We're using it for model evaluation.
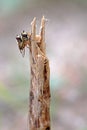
[0,0,87,130]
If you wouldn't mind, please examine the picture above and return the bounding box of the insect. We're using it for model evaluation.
[16,31,29,57]
[21,30,29,42]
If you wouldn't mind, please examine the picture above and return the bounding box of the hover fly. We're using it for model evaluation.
[21,30,29,42]
[16,31,29,57]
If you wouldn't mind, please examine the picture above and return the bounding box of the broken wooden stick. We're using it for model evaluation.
[16,16,51,130]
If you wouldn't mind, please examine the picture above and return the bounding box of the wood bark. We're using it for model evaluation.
[29,16,51,130]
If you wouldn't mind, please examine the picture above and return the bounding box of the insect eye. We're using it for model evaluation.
[21,31,28,40]
[16,35,22,43]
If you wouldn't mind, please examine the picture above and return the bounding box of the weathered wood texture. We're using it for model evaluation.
[29,16,51,130]
[16,16,51,130]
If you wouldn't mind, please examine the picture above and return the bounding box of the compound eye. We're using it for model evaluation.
[16,35,22,43]
[21,30,28,40]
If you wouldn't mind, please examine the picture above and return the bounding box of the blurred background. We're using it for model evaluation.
[0,0,87,130]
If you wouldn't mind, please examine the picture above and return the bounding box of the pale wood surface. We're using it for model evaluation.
[29,17,51,130]
[16,16,51,130]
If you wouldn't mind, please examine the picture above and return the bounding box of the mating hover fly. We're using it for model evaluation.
[16,31,30,57]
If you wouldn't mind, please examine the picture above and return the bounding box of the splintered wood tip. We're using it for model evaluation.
[41,16,45,27]
[31,17,36,38]
[42,15,45,20]
[31,17,36,26]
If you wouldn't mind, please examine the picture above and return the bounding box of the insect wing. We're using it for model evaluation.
[20,48,25,57]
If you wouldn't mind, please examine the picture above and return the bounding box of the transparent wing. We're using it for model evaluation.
[20,48,25,57]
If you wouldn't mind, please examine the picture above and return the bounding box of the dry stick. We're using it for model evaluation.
[29,17,51,130]
[16,16,51,130]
